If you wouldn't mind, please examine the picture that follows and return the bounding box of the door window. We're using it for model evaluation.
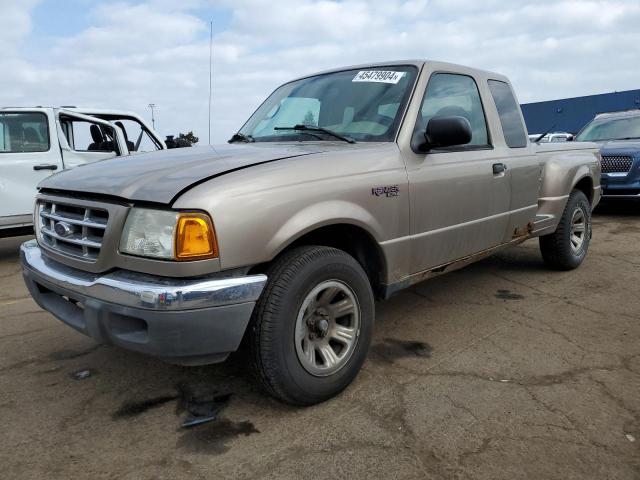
[416,73,489,148]
[0,113,50,153]
[63,119,116,153]
[487,80,528,148]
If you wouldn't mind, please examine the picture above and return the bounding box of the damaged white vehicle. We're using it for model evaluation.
[0,107,165,236]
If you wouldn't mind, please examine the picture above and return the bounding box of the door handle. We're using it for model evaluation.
[33,164,58,171]
[492,163,507,175]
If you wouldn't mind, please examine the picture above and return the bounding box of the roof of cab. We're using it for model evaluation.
[291,59,509,83]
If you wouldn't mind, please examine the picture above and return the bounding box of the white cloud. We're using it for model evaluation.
[1,0,639,143]
[55,2,205,54]
[0,0,41,53]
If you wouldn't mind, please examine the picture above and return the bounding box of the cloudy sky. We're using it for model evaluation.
[1,0,638,143]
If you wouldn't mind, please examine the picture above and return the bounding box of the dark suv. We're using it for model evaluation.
[576,109,640,198]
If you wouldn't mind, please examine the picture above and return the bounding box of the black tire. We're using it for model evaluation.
[539,189,592,270]
[248,246,375,405]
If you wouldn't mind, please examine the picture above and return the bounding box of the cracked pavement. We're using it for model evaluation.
[1,202,639,479]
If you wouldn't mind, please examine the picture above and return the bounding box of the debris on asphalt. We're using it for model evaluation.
[182,413,219,428]
[111,383,234,428]
[178,387,232,429]
[69,369,92,381]
[626,434,636,443]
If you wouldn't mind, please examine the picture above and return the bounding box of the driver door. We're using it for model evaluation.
[0,109,62,227]
[403,72,512,272]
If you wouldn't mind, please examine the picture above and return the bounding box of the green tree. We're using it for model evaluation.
[178,131,199,146]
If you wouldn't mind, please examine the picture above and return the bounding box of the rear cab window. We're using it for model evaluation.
[487,80,528,148]
[0,112,50,153]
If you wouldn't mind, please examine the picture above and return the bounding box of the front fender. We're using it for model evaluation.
[267,200,385,258]
[173,143,410,274]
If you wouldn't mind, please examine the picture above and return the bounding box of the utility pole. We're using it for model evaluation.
[148,103,156,129]
[208,20,213,145]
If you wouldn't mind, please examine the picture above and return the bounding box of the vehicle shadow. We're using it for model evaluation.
[0,235,33,262]
[594,199,640,217]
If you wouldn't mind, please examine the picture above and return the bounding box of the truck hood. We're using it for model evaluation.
[39,144,328,204]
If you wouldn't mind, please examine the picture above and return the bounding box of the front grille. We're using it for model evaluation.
[601,155,633,174]
[38,200,109,261]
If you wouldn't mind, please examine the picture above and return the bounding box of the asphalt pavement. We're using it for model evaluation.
[1,202,638,479]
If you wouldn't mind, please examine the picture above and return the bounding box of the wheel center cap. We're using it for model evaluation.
[316,318,329,336]
[307,308,331,339]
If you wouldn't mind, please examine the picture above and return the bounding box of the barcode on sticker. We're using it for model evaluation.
[352,71,406,84]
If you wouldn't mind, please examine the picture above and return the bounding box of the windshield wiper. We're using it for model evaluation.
[274,124,356,144]
[228,132,254,143]
[612,137,640,141]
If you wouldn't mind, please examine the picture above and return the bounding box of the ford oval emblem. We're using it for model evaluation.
[54,221,74,237]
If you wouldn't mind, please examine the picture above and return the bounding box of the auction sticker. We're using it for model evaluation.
[352,70,406,84]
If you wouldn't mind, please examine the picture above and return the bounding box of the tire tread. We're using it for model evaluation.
[539,189,590,270]
[248,246,370,405]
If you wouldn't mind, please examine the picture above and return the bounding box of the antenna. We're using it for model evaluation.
[148,103,156,129]
[208,20,213,145]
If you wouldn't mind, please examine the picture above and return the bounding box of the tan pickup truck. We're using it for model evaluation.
[21,60,601,405]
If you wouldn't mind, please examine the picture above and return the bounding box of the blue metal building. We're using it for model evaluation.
[521,89,640,135]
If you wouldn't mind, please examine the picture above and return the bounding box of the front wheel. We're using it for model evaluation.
[539,189,592,270]
[248,246,375,405]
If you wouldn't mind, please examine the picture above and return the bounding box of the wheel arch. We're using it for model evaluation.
[572,175,594,204]
[250,222,388,300]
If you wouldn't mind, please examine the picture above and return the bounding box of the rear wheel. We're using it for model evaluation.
[539,189,591,270]
[248,246,374,405]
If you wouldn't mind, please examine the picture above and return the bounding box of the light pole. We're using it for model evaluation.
[148,103,156,129]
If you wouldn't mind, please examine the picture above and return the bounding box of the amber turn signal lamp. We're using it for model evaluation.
[175,213,218,260]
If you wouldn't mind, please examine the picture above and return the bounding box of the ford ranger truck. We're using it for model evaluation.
[20,61,601,405]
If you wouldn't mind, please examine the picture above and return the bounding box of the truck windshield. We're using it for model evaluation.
[577,114,640,141]
[238,66,418,143]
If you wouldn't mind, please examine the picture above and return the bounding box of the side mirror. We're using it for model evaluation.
[411,116,472,152]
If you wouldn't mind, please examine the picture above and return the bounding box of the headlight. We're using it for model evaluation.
[120,208,217,261]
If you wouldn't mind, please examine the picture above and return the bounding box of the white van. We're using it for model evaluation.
[0,107,165,236]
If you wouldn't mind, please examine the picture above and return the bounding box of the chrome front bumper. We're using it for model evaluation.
[21,240,266,310]
[20,240,268,365]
